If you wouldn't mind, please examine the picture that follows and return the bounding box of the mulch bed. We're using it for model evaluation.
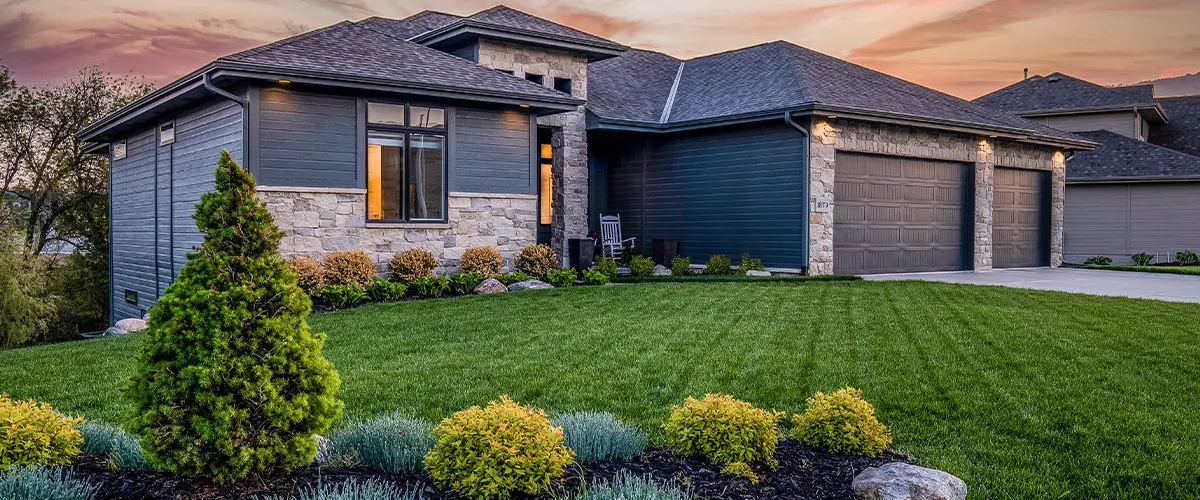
[72,441,907,499]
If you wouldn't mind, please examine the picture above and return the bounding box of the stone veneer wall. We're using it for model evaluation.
[476,39,589,256]
[258,188,537,274]
[807,118,1065,275]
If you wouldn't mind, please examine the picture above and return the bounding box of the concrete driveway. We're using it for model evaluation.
[865,267,1200,303]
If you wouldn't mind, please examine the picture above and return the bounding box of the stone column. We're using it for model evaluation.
[973,139,995,272]
[541,109,588,258]
[808,119,837,276]
[1050,151,1066,267]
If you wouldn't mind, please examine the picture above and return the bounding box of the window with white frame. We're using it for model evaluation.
[158,122,175,146]
[113,140,127,160]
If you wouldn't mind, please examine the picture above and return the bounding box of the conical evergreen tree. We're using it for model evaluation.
[125,151,342,483]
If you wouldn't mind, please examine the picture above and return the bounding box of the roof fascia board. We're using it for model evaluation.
[77,64,214,141]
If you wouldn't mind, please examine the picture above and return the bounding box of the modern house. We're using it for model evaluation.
[975,73,1200,264]
[80,6,1094,321]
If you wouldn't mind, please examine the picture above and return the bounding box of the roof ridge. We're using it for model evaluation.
[224,21,354,60]
[681,40,783,63]
[774,42,815,106]
[659,61,685,123]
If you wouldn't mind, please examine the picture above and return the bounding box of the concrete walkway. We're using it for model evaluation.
[865,267,1200,303]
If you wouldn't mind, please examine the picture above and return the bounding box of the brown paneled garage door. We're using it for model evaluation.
[993,167,1049,268]
[834,153,972,274]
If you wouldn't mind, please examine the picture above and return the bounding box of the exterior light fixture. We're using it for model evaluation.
[519,104,531,108]
[827,115,838,119]
[278,79,291,85]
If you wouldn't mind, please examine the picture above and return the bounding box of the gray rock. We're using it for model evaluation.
[313,434,334,464]
[652,265,671,276]
[507,279,553,292]
[102,326,128,336]
[474,278,508,295]
[745,270,772,277]
[115,318,148,332]
[852,462,966,500]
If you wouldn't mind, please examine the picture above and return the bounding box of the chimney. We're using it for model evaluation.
[1024,68,1029,80]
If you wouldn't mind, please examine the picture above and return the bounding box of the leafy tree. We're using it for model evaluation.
[125,151,342,483]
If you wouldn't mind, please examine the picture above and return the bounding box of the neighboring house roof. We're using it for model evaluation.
[589,41,1092,147]
[1069,130,1200,181]
[973,72,1164,121]
[1152,95,1200,157]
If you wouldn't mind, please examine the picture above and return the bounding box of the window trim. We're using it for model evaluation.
[364,100,449,225]
[158,121,175,146]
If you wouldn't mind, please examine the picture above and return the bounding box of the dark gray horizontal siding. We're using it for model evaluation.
[453,108,533,194]
[111,128,157,320]
[258,89,357,188]
[171,98,244,275]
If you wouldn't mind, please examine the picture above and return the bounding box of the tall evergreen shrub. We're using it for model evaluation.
[124,151,342,483]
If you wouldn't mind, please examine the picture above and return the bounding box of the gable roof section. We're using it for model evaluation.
[357,11,461,40]
[587,49,682,124]
[409,5,626,60]
[1152,95,1200,157]
[974,72,1159,115]
[1069,130,1200,181]
[465,5,618,47]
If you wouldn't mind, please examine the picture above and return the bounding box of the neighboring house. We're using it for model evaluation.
[79,6,1093,321]
[975,73,1200,264]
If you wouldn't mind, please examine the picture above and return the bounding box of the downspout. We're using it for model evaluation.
[202,72,249,166]
[784,110,811,275]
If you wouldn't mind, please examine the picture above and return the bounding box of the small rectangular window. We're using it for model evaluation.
[410,106,446,129]
[158,122,175,146]
[113,140,127,160]
[368,102,406,126]
[525,73,544,86]
[124,289,138,304]
[497,69,514,75]
[553,77,572,95]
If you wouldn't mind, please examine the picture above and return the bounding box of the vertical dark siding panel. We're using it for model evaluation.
[453,108,533,194]
[110,128,157,320]
[257,89,357,188]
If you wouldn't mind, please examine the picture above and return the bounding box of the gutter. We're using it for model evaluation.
[784,110,811,276]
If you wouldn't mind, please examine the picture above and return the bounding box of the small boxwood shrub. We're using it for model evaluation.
[516,244,558,279]
[670,256,692,276]
[628,256,655,277]
[77,422,149,469]
[0,395,83,470]
[1131,252,1155,266]
[265,478,424,500]
[594,257,618,280]
[329,413,436,474]
[792,387,892,458]
[287,257,325,295]
[577,470,694,500]
[553,412,646,463]
[705,255,733,275]
[366,278,407,303]
[410,276,450,298]
[390,249,438,282]
[320,284,369,309]
[496,270,533,286]
[662,394,778,470]
[1177,250,1199,266]
[1083,256,1113,266]
[448,273,485,295]
[582,268,609,286]
[739,253,765,274]
[546,267,578,288]
[324,251,376,287]
[424,395,574,500]
[0,467,100,500]
[460,246,502,278]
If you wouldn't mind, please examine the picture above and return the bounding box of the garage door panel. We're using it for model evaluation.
[834,153,972,274]
[993,167,1049,268]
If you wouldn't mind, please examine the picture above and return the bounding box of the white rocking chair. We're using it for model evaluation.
[599,214,636,258]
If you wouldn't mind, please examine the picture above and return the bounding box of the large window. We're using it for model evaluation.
[366,102,446,222]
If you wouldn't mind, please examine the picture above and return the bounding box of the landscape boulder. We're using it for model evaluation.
[102,326,128,336]
[507,279,553,292]
[852,462,966,500]
[474,278,508,295]
[746,270,772,277]
[652,264,671,276]
[114,318,148,332]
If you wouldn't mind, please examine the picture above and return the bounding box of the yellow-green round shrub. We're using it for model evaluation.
[460,246,502,278]
[515,244,558,279]
[287,257,325,295]
[424,395,574,500]
[0,394,84,470]
[390,248,438,282]
[792,387,892,457]
[323,251,376,287]
[662,394,779,469]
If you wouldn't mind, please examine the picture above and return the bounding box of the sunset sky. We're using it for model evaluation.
[1,0,1197,99]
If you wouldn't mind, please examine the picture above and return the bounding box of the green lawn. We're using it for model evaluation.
[2,281,1199,498]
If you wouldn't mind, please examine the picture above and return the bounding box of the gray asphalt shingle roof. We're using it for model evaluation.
[1069,130,1200,180]
[973,73,1156,113]
[1152,95,1200,157]
[586,49,682,123]
[357,11,461,40]
[462,5,621,47]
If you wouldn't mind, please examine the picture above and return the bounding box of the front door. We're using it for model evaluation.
[537,127,553,245]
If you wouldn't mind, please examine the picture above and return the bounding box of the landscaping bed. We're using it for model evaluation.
[1065,263,1200,276]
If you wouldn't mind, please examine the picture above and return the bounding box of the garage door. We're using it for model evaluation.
[1065,182,1200,265]
[993,167,1049,268]
[834,153,972,274]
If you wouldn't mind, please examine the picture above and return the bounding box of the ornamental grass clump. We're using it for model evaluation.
[516,244,558,279]
[263,478,424,500]
[329,413,436,474]
[0,467,100,500]
[390,249,438,282]
[575,470,694,500]
[77,422,149,470]
[424,395,574,500]
[791,387,892,458]
[324,250,376,287]
[0,395,82,470]
[124,151,342,484]
[460,246,502,278]
[662,394,779,473]
[552,412,647,463]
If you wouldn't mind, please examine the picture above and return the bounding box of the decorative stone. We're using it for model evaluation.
[507,279,553,292]
[652,264,671,276]
[474,278,508,295]
[115,318,148,332]
[313,434,334,464]
[746,270,772,277]
[102,326,128,336]
[852,462,967,500]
